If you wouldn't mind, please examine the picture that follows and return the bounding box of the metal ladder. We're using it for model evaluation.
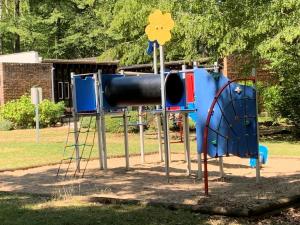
[56,115,97,179]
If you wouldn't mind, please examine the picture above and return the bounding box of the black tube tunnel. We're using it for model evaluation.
[104,73,184,107]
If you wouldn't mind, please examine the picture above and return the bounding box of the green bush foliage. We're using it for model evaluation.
[80,111,140,133]
[0,96,65,129]
[80,117,96,129]
[263,85,283,121]
[1,95,35,128]
[0,119,14,131]
[80,111,197,133]
[39,100,65,127]
[279,75,300,129]
[263,75,300,130]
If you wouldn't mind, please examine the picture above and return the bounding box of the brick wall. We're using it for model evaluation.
[223,55,277,84]
[0,63,52,104]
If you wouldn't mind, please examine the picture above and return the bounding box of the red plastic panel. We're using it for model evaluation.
[186,72,194,103]
[168,106,181,111]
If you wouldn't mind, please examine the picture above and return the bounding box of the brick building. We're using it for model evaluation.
[222,55,276,84]
[0,63,52,105]
[0,52,118,106]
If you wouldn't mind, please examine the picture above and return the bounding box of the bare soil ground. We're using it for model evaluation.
[0,152,299,213]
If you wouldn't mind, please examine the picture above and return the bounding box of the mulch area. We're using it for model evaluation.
[0,152,299,215]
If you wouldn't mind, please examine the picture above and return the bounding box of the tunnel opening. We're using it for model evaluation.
[165,73,184,105]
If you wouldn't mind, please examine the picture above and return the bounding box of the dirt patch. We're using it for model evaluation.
[0,153,299,212]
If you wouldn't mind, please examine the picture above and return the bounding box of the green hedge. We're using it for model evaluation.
[81,111,141,133]
[81,112,196,133]
[39,100,65,127]
[0,95,65,129]
[1,95,35,128]
[0,119,14,131]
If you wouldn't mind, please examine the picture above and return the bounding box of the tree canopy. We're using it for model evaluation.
[0,0,298,69]
[0,0,299,127]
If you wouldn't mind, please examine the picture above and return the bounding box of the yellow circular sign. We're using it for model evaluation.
[145,9,175,46]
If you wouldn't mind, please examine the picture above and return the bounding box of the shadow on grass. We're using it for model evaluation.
[261,133,300,143]
[0,192,209,225]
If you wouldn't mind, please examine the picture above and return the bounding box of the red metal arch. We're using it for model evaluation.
[203,78,256,195]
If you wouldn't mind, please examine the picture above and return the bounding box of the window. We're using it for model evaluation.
[64,82,70,99]
[58,82,64,99]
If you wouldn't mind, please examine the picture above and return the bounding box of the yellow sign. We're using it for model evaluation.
[145,9,174,46]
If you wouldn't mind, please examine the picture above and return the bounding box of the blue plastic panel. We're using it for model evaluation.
[194,68,258,158]
[73,75,97,113]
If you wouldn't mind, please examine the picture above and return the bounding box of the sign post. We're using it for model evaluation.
[31,87,42,143]
[146,9,174,181]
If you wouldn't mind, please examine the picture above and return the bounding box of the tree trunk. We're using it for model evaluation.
[14,0,20,53]
[0,0,3,54]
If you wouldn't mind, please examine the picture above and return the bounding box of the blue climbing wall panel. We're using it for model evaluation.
[73,75,97,113]
[194,68,258,158]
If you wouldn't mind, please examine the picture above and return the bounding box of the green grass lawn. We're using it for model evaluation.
[0,127,299,170]
[0,192,208,225]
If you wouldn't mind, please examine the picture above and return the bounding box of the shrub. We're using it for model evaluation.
[263,74,300,131]
[80,116,96,129]
[263,85,282,121]
[1,95,35,128]
[80,111,140,133]
[279,74,300,129]
[189,119,196,131]
[0,95,65,129]
[39,100,65,127]
[0,119,14,131]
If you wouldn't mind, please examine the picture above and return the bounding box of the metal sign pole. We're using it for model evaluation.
[35,98,40,143]
[160,45,170,181]
[31,87,42,143]
[154,42,163,162]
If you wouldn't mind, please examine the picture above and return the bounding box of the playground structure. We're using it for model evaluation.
[56,10,260,195]
[56,64,261,195]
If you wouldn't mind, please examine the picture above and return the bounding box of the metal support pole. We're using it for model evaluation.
[154,42,163,162]
[160,45,170,181]
[157,114,163,162]
[252,68,261,183]
[123,109,130,170]
[181,64,191,175]
[138,106,145,163]
[197,153,203,180]
[94,72,104,170]
[71,72,80,172]
[101,116,108,170]
[183,113,191,175]
[98,70,107,170]
[96,116,103,170]
[167,119,171,163]
[219,157,224,178]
